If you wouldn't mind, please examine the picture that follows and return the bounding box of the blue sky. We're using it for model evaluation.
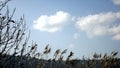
[5,0,120,59]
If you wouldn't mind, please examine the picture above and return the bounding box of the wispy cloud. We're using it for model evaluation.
[69,43,75,49]
[0,0,4,1]
[112,0,120,5]
[73,33,80,39]
[76,12,120,40]
[33,11,72,32]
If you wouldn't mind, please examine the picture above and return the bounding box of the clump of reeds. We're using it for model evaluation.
[0,0,120,68]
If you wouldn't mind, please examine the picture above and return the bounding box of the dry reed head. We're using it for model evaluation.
[0,1,120,68]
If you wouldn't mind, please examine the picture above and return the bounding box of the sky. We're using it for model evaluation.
[3,0,120,59]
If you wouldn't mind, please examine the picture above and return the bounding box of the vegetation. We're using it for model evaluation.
[0,0,120,68]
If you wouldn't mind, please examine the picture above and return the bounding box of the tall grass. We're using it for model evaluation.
[0,0,120,68]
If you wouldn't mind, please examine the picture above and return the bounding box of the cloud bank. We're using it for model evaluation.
[33,11,72,32]
[33,10,120,40]
[112,0,120,5]
[76,12,120,40]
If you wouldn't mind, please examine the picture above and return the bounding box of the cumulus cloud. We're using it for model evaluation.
[76,12,120,40]
[112,0,120,5]
[33,11,72,32]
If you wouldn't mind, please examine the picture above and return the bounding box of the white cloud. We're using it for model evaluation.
[109,25,120,40]
[33,11,72,32]
[73,33,80,39]
[112,0,120,5]
[69,43,75,49]
[0,0,6,2]
[76,12,120,40]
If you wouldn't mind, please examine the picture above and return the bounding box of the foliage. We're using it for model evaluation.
[0,0,120,68]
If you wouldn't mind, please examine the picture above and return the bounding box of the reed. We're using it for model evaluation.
[0,0,120,68]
